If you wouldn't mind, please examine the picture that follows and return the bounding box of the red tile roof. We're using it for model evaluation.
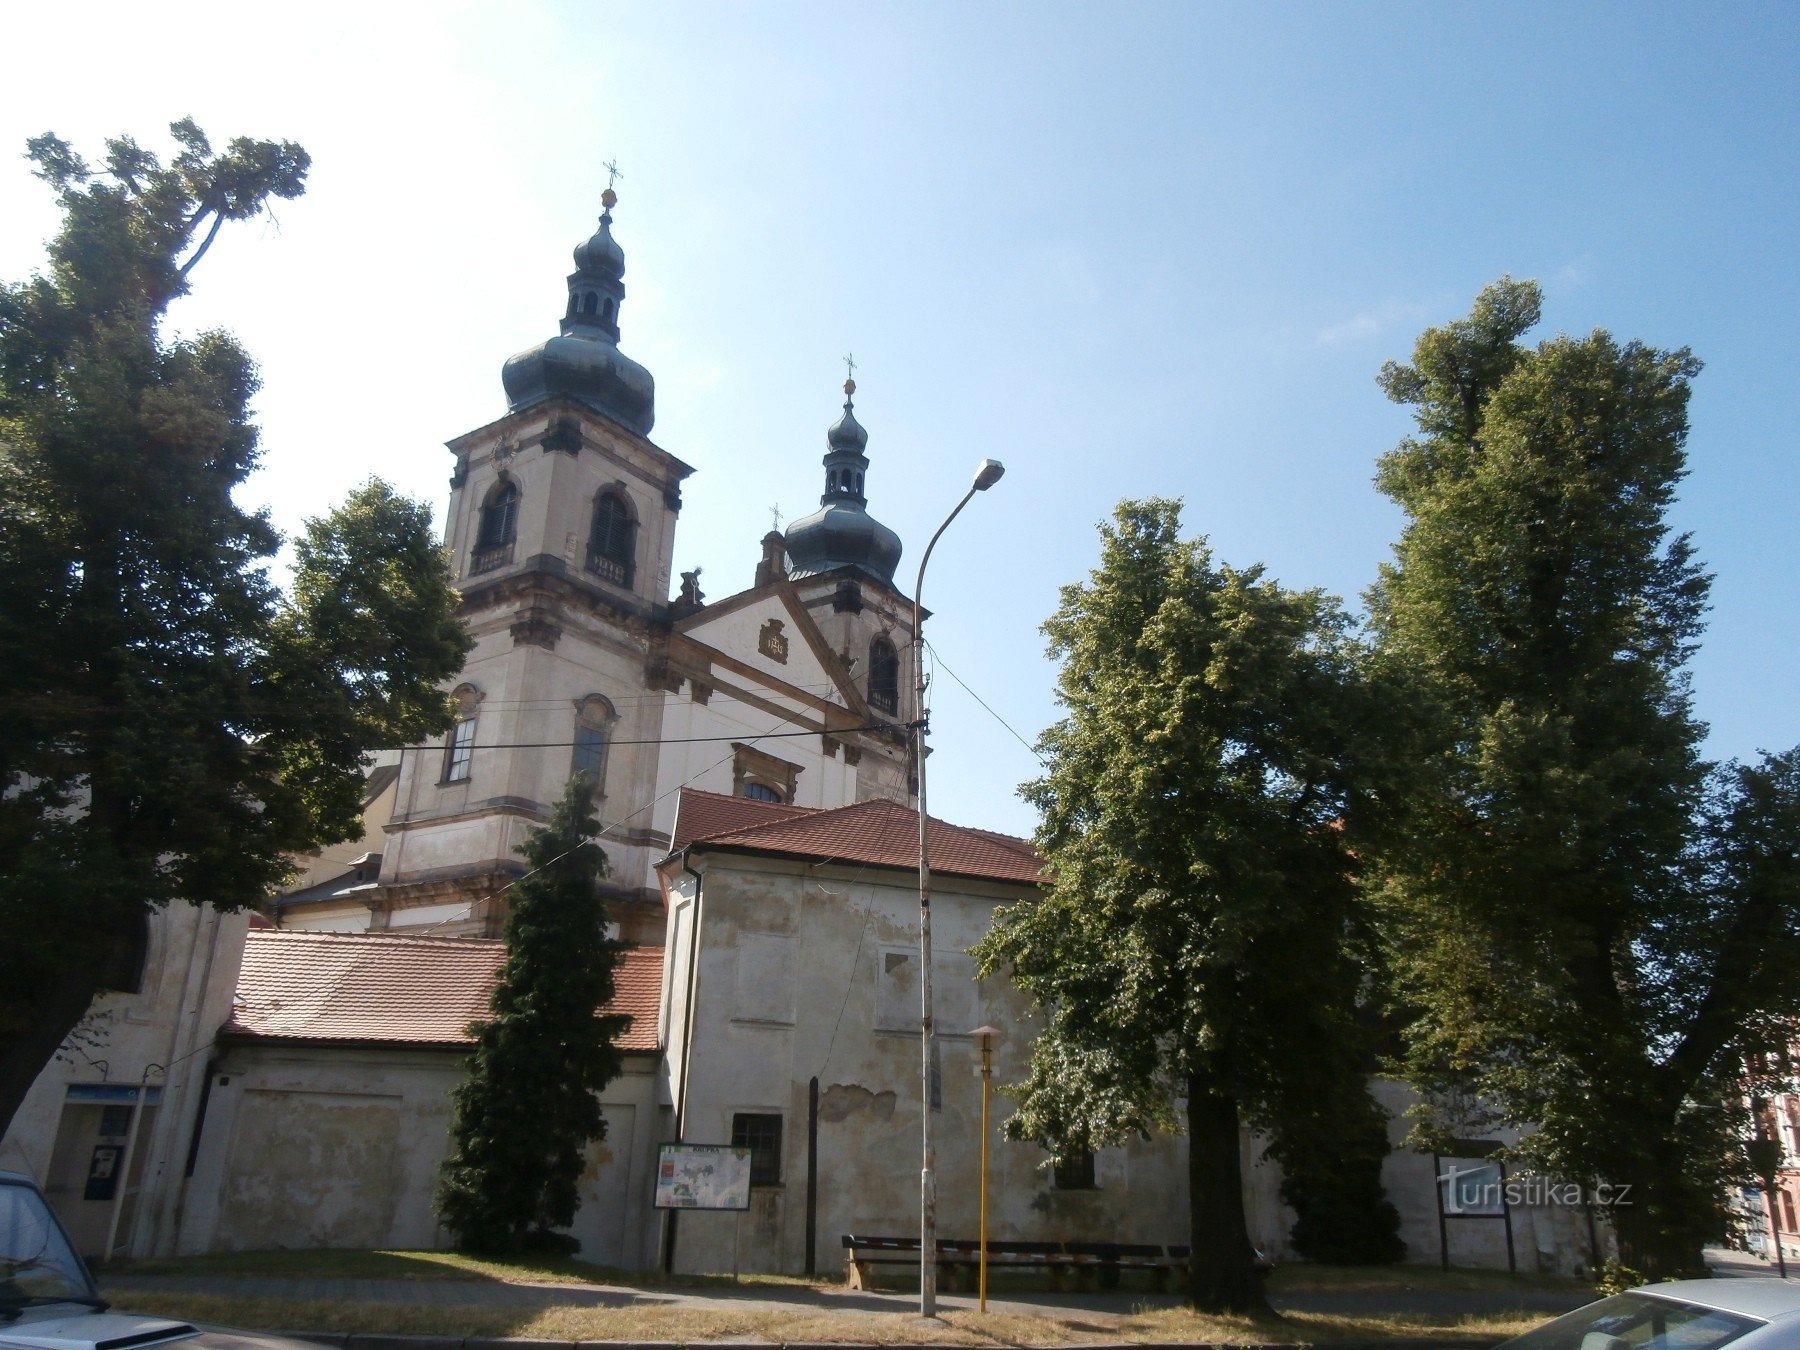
[226,930,662,1051]
[669,788,811,850]
[673,789,1042,886]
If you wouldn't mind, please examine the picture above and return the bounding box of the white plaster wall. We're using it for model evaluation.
[661,854,1197,1277]
[0,903,249,1259]
[179,1046,665,1266]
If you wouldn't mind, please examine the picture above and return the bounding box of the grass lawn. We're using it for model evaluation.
[100,1254,1571,1344]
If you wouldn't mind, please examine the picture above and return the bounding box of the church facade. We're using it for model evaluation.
[285,185,920,947]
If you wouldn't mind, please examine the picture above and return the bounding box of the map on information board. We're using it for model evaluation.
[654,1143,753,1210]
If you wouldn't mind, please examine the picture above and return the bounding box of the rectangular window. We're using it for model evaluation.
[444,717,476,783]
[572,723,607,784]
[730,1112,783,1186]
[1053,1149,1096,1191]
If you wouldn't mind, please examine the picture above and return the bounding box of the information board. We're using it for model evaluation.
[654,1143,753,1210]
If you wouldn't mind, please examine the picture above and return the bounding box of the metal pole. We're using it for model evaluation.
[913,460,1004,1320]
[979,1035,992,1313]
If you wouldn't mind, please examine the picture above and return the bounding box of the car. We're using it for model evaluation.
[1498,1279,1800,1350]
[0,1169,315,1350]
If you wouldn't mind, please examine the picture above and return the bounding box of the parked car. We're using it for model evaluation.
[0,1170,314,1350]
[1498,1279,1800,1350]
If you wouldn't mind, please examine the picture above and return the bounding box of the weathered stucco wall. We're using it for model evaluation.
[0,903,248,1260]
[661,852,1205,1276]
[177,1045,666,1266]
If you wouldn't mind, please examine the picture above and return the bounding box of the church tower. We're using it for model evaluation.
[375,187,690,940]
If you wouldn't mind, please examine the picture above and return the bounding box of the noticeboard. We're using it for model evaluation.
[654,1143,753,1211]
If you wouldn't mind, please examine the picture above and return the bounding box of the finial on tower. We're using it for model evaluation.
[843,352,857,399]
[601,159,623,212]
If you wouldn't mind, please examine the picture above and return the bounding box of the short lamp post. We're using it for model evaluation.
[914,458,1005,1319]
[968,1024,1004,1312]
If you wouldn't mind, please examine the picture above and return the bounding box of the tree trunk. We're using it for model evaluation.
[1186,1071,1272,1315]
[0,952,112,1138]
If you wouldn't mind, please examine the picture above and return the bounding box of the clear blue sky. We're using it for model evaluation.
[2,3,1794,839]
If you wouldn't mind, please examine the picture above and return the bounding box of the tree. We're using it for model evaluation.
[974,499,1392,1314]
[437,774,629,1253]
[1367,278,1800,1278]
[0,124,470,1133]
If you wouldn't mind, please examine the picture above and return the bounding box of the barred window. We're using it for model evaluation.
[731,1113,783,1186]
[1052,1149,1096,1191]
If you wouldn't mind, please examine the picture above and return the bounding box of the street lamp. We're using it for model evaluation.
[968,1024,1004,1312]
[913,457,1005,1319]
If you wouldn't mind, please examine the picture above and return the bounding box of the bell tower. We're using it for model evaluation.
[376,187,692,940]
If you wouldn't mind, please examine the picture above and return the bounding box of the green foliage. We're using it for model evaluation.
[974,499,1390,1311]
[0,123,468,1132]
[437,776,629,1254]
[1275,1093,1405,1266]
[1367,278,1800,1277]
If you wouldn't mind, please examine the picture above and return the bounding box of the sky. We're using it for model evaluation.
[2,2,1795,840]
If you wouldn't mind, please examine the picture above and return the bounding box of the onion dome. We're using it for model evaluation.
[501,186,655,435]
[784,377,903,585]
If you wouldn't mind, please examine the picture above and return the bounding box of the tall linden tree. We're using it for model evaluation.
[976,500,1398,1315]
[0,124,470,1132]
[1367,279,1800,1277]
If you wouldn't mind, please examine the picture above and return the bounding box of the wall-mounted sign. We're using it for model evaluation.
[653,1143,752,1211]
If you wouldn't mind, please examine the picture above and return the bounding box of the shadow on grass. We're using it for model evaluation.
[113,1247,825,1291]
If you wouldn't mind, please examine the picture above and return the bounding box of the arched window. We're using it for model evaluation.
[868,637,900,715]
[602,298,616,323]
[443,685,481,784]
[587,490,636,588]
[582,292,599,316]
[571,694,615,789]
[472,479,518,574]
[741,782,782,803]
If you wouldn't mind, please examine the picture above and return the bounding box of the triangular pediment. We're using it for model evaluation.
[671,581,871,722]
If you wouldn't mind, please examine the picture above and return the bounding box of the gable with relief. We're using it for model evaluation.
[677,592,863,714]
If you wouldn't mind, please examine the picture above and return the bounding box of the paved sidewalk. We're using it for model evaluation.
[1706,1247,1797,1280]
[99,1269,1590,1322]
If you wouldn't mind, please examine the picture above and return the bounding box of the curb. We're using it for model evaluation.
[274,1339,1501,1350]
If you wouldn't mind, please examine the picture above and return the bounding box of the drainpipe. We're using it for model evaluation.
[662,854,705,1275]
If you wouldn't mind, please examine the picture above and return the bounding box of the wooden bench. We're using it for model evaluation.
[841,1234,1176,1292]
[1064,1240,1172,1290]
[938,1238,1074,1291]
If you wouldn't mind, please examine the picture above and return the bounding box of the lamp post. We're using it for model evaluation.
[914,458,1005,1319]
[968,1024,1003,1313]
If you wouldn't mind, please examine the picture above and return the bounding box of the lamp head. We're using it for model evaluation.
[972,459,1005,491]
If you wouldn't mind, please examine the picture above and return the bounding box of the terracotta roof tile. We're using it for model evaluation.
[227,930,661,1051]
[669,788,813,850]
[676,789,1042,886]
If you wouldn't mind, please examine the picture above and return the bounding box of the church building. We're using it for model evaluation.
[276,185,921,945]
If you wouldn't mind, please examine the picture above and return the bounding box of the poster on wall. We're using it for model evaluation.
[653,1143,752,1210]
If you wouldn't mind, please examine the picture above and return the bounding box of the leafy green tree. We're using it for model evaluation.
[0,124,470,1132]
[1367,278,1800,1277]
[975,499,1391,1313]
[437,775,629,1254]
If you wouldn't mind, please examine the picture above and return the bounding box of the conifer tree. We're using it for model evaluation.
[437,775,629,1254]
[0,124,469,1132]
[975,499,1394,1313]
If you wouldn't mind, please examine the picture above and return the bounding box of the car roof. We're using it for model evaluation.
[1638,1280,1800,1321]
